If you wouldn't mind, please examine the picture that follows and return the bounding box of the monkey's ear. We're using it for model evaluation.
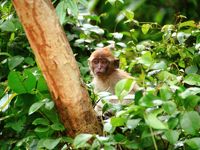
[114,59,119,68]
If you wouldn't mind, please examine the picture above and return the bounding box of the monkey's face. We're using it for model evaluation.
[91,58,110,76]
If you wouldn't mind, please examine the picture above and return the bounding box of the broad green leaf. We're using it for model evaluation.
[123,10,134,20]
[160,85,172,100]
[185,138,200,149]
[180,111,200,135]
[115,78,135,100]
[139,93,160,107]
[32,118,50,126]
[163,101,176,114]
[45,101,54,110]
[8,70,36,94]
[64,0,78,17]
[138,51,154,67]
[179,87,200,99]
[24,57,35,66]
[73,134,93,148]
[51,123,65,131]
[43,138,61,150]
[29,100,47,115]
[164,130,179,144]
[183,73,200,86]
[141,24,151,34]
[111,117,127,127]
[0,20,15,32]
[23,70,37,93]
[8,71,27,94]
[178,20,196,29]
[34,126,50,132]
[144,113,168,130]
[185,65,198,74]
[103,122,115,133]
[151,61,167,70]
[8,56,24,70]
[114,133,126,142]
[126,119,141,129]
[56,1,67,25]
[167,117,179,129]
[184,95,200,110]
[37,76,48,91]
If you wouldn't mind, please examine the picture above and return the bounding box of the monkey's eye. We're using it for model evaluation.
[101,59,109,65]
[92,59,99,64]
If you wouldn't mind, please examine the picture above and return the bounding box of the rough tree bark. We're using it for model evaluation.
[12,0,102,137]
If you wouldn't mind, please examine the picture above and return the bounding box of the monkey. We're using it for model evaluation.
[88,45,139,95]
[88,45,139,117]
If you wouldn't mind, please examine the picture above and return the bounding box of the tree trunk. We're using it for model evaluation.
[12,0,102,137]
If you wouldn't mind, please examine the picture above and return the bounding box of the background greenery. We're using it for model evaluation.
[0,0,200,149]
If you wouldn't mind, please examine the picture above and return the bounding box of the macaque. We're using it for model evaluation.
[88,45,139,95]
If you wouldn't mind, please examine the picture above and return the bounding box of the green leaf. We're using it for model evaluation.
[51,123,65,131]
[144,113,168,130]
[111,117,127,127]
[183,73,200,86]
[123,10,134,20]
[43,138,61,150]
[180,111,200,135]
[34,126,50,132]
[73,134,93,148]
[151,61,167,70]
[160,85,172,100]
[45,101,54,110]
[164,130,179,144]
[23,70,37,93]
[56,1,67,25]
[183,95,200,110]
[8,56,24,70]
[141,24,151,34]
[126,119,141,129]
[29,99,48,115]
[64,0,78,17]
[163,101,176,114]
[115,78,136,100]
[138,51,154,67]
[185,138,200,149]
[178,20,196,29]
[37,76,48,91]
[24,57,35,66]
[103,122,115,133]
[32,118,50,126]
[8,70,37,94]
[179,87,200,99]
[0,19,21,32]
[185,65,198,74]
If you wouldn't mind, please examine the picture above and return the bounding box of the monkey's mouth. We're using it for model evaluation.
[95,71,105,76]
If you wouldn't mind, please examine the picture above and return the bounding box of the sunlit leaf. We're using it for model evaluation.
[144,113,168,130]
[185,138,200,149]
[8,56,24,70]
[141,24,151,34]
[73,134,93,148]
[183,73,200,86]
[180,111,200,135]
[164,130,179,144]
[111,117,127,127]
[43,138,61,150]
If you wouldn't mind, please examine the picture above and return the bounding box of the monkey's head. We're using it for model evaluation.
[88,46,119,77]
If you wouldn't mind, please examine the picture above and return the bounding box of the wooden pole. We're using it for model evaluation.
[12,0,102,137]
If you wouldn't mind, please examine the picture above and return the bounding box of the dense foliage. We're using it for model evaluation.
[0,0,200,149]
